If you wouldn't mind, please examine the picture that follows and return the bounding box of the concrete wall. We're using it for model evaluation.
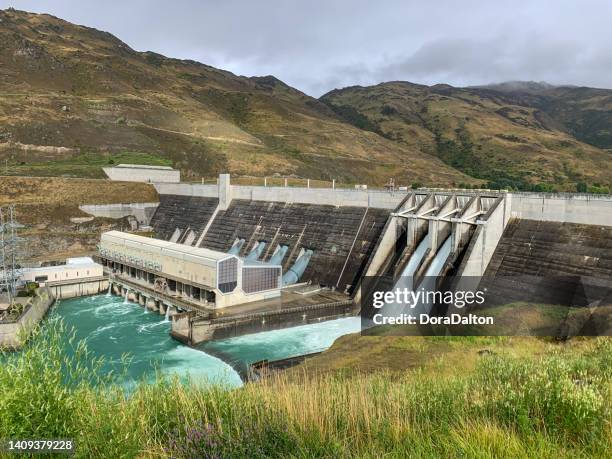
[455,192,612,278]
[79,202,160,225]
[232,186,406,209]
[47,278,109,299]
[458,195,512,277]
[154,183,219,197]
[510,193,612,225]
[155,176,612,218]
[0,288,54,349]
[103,166,180,183]
[154,181,406,209]
[175,300,356,344]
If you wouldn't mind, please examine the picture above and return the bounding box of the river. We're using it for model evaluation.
[49,294,360,387]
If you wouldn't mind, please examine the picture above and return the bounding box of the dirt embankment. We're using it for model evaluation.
[0,176,158,261]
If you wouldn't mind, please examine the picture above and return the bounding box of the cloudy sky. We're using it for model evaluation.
[4,0,612,96]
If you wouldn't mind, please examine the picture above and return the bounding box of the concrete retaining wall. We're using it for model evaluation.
[47,278,109,299]
[79,202,160,225]
[509,193,612,225]
[103,166,180,183]
[0,288,54,349]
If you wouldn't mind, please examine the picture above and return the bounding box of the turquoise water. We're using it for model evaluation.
[50,295,361,387]
[51,294,242,388]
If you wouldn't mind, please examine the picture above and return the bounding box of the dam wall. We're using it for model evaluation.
[509,193,612,225]
[150,195,219,241]
[152,183,219,198]
[152,179,612,225]
[154,178,405,209]
[485,219,612,278]
[148,176,612,301]
[200,199,389,291]
[478,219,612,308]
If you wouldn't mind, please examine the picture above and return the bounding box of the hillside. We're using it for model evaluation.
[0,8,470,187]
[322,81,612,190]
[0,176,157,261]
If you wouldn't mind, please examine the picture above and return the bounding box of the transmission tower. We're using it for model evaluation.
[0,205,23,303]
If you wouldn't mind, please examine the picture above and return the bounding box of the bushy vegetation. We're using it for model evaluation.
[0,302,25,322]
[323,101,383,135]
[429,123,576,192]
[573,181,610,194]
[1,322,610,458]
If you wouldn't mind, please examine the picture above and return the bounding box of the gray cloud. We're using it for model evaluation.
[3,0,612,95]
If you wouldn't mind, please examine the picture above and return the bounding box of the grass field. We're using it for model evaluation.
[1,322,610,458]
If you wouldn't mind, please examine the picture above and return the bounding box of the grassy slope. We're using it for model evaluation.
[0,9,470,187]
[321,82,612,190]
[1,322,610,458]
[0,151,172,178]
[292,303,612,377]
[0,176,158,223]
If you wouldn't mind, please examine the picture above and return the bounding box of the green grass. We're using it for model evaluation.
[2,151,173,178]
[0,322,610,458]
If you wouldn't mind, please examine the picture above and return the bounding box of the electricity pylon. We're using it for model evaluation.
[0,205,23,303]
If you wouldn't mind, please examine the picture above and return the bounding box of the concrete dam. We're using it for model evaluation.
[97,174,612,343]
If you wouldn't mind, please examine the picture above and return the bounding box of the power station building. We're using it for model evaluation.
[98,231,282,309]
[20,257,103,285]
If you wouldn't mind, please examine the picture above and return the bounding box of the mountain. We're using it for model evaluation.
[322,82,612,191]
[0,8,470,187]
[1,9,610,191]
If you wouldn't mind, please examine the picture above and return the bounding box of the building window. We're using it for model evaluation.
[218,258,238,293]
[242,266,281,293]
